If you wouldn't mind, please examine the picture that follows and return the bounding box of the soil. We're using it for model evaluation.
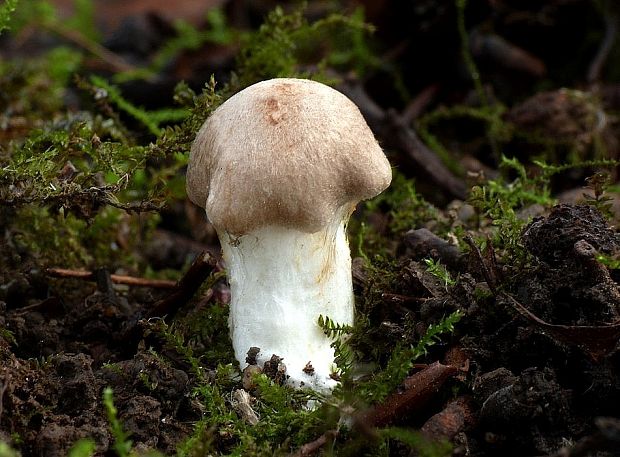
[458,204,620,455]
[2,204,619,456]
[2,1,620,456]
[0,261,203,455]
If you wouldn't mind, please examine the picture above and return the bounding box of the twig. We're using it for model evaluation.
[384,111,468,200]
[421,396,475,441]
[401,84,440,124]
[47,268,177,289]
[381,292,427,305]
[0,373,8,423]
[357,362,459,430]
[12,297,62,316]
[463,235,497,294]
[290,430,338,457]
[147,251,218,320]
[43,21,137,73]
[338,81,467,200]
[588,12,618,83]
[470,31,546,77]
[500,292,620,361]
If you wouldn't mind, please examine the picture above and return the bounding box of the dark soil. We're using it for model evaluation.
[457,205,620,455]
[0,259,204,455]
[3,204,620,456]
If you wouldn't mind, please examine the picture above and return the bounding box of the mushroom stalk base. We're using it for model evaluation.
[220,219,354,392]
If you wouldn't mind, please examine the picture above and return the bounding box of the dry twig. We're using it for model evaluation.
[47,267,177,289]
[0,372,9,423]
[357,362,459,429]
[588,12,618,83]
[338,81,467,200]
[290,430,338,457]
[147,251,218,320]
[44,22,137,73]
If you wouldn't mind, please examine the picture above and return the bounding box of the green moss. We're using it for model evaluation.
[65,0,99,43]
[0,47,82,129]
[318,314,355,376]
[0,328,16,346]
[9,0,56,33]
[0,0,18,35]
[183,299,236,367]
[468,156,548,264]
[89,76,165,137]
[353,310,462,405]
[67,439,96,457]
[1,70,197,270]
[417,104,511,174]
[351,171,439,260]
[424,258,457,288]
[103,387,133,457]
[469,155,619,265]
[114,8,235,83]
[102,362,124,377]
[147,319,211,381]
[582,171,615,218]
[0,441,21,457]
[232,5,375,89]
[379,427,452,457]
[456,0,486,106]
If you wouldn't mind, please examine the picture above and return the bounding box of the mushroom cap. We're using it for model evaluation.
[186,78,392,235]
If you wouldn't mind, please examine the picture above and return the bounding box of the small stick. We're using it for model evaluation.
[358,362,458,429]
[588,13,618,83]
[290,430,338,457]
[0,373,9,423]
[385,111,468,200]
[463,235,498,295]
[147,251,218,320]
[337,81,467,200]
[45,22,137,73]
[401,83,440,124]
[381,292,427,304]
[47,267,177,289]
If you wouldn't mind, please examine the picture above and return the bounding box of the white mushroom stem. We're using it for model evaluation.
[219,211,354,392]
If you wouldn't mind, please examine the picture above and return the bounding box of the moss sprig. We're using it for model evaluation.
[232,4,375,90]
[0,0,18,35]
[318,315,355,376]
[469,155,619,265]
[103,387,133,457]
[356,310,463,404]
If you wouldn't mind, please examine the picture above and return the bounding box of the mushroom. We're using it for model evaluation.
[186,78,392,391]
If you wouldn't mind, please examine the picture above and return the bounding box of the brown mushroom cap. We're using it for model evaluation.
[186,78,392,235]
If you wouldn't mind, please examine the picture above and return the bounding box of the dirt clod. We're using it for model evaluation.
[262,354,287,385]
[523,204,619,267]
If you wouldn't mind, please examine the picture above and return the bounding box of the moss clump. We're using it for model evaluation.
[232,5,375,90]
[0,0,18,35]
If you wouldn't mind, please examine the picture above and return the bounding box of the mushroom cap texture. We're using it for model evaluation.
[186,78,392,235]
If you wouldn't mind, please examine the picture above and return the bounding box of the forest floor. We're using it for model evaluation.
[1,1,620,456]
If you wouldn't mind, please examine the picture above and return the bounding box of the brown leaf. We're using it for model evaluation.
[502,293,620,361]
